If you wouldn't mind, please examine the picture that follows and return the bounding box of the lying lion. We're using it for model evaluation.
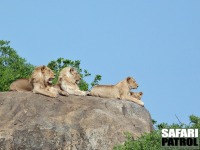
[130,92,143,100]
[90,77,144,106]
[10,66,68,98]
[56,67,89,96]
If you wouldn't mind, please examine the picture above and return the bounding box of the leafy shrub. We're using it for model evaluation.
[0,40,34,91]
[113,115,200,150]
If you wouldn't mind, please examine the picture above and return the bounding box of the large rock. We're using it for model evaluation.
[0,92,153,150]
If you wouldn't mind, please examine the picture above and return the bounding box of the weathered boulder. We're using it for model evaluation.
[0,92,153,150]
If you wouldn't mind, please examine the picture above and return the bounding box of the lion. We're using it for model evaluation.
[10,66,68,97]
[130,92,143,100]
[56,67,89,96]
[90,77,144,106]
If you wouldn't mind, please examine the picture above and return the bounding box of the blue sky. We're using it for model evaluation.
[1,1,200,124]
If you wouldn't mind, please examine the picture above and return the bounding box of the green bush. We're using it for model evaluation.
[0,40,34,91]
[114,115,200,150]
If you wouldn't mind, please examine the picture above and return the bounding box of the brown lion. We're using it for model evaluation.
[56,67,89,96]
[10,66,68,97]
[90,77,144,106]
[130,92,143,100]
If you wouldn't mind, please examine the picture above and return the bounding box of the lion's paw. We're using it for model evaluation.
[86,91,90,95]
[61,91,69,96]
[139,101,144,107]
[50,93,58,98]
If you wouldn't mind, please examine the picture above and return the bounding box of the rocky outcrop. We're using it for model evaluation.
[0,92,153,150]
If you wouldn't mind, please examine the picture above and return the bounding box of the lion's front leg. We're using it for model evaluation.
[71,89,88,96]
[121,95,144,106]
[77,90,90,96]
[33,84,58,98]
[58,90,69,96]
[67,89,89,96]
[61,84,89,96]
[53,85,69,96]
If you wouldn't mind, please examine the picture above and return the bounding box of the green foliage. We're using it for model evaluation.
[0,40,34,91]
[47,57,101,91]
[190,115,200,128]
[151,119,157,125]
[91,75,102,87]
[114,131,162,150]
[114,115,200,150]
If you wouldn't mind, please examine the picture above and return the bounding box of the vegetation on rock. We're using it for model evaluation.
[113,115,200,150]
[0,40,34,91]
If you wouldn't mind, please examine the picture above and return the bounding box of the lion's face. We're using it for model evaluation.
[41,66,55,85]
[59,67,81,84]
[127,77,138,89]
[130,92,143,100]
[69,68,81,83]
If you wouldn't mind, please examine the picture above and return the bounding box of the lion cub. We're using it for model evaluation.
[90,77,144,106]
[130,92,143,100]
[56,67,89,96]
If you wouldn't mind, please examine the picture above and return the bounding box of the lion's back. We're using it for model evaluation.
[90,85,120,99]
[10,78,33,91]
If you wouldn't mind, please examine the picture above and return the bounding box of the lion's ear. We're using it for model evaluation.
[41,65,46,71]
[70,68,74,73]
[127,77,131,82]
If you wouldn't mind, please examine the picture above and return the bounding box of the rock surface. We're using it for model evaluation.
[0,92,153,150]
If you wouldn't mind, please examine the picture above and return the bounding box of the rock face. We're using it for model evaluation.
[0,92,153,150]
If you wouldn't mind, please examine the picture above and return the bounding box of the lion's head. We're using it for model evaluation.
[59,67,81,84]
[126,77,138,89]
[130,92,143,100]
[31,66,55,85]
